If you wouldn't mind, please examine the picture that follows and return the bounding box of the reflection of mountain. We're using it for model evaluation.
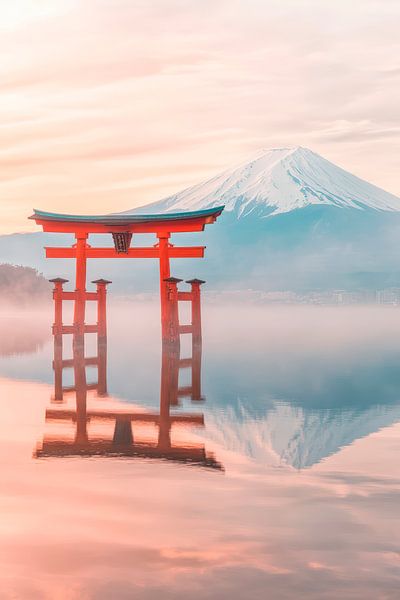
[204,401,400,469]
[200,338,400,467]
[3,302,400,469]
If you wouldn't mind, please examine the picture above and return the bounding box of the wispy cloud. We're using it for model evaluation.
[0,0,399,233]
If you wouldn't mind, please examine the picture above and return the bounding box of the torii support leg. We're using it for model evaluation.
[157,233,171,345]
[186,279,205,347]
[191,343,203,402]
[50,277,68,402]
[158,348,176,449]
[164,277,182,348]
[73,233,88,347]
[97,340,108,397]
[73,342,89,445]
[92,278,111,397]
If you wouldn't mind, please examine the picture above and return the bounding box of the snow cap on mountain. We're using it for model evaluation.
[125,146,400,218]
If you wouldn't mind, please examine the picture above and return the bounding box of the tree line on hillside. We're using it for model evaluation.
[0,263,51,305]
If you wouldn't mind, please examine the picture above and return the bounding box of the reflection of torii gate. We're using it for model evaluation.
[29,207,223,346]
[35,334,222,469]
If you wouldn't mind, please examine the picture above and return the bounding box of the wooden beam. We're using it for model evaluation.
[60,324,99,334]
[45,409,204,425]
[177,386,193,397]
[37,218,211,234]
[83,324,99,333]
[60,291,98,300]
[45,246,205,259]
[85,292,98,301]
[61,383,99,394]
[177,291,193,301]
[179,325,193,334]
[56,356,99,369]
[179,357,193,368]
[35,442,220,467]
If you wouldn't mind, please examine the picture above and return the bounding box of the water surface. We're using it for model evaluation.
[1,304,399,599]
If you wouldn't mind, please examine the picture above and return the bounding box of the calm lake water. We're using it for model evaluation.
[1,303,400,599]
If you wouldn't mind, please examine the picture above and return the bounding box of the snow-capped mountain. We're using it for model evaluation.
[119,148,400,290]
[124,146,400,218]
[2,146,400,291]
[203,401,400,469]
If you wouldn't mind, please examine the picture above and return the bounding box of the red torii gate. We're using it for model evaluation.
[29,206,224,346]
[36,332,221,468]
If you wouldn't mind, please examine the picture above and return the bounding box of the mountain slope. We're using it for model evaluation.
[123,146,400,217]
[119,147,400,291]
[203,401,400,469]
[2,147,400,292]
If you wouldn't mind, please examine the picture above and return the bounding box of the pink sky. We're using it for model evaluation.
[1,0,400,234]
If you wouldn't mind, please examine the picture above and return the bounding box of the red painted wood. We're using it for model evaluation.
[36,218,211,234]
[95,281,108,341]
[73,234,88,337]
[178,357,192,368]
[60,324,99,334]
[84,324,99,333]
[164,278,182,346]
[85,292,98,301]
[36,441,210,462]
[177,291,193,301]
[59,291,100,301]
[45,246,205,259]
[97,339,108,397]
[187,280,204,346]
[177,385,193,397]
[60,356,99,368]
[61,383,98,394]
[37,205,222,350]
[45,409,203,425]
[51,281,64,335]
[60,291,76,300]
[191,343,202,401]
[158,235,171,343]
[179,325,193,334]
[60,325,75,334]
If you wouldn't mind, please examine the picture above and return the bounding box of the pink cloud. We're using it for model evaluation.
[0,0,400,233]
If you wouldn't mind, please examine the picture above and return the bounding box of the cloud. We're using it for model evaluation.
[311,120,400,143]
[0,0,400,233]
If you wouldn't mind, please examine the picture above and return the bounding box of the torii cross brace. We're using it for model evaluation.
[30,206,224,348]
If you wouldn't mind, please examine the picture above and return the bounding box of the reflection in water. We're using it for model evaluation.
[2,304,400,470]
[204,399,400,469]
[35,334,222,469]
[1,306,400,598]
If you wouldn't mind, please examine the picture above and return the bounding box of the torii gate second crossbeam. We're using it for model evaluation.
[29,206,224,346]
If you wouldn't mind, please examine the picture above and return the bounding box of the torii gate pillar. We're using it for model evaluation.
[157,233,172,344]
[73,234,88,344]
[29,206,224,348]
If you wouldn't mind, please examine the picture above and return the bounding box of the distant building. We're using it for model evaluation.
[376,288,400,305]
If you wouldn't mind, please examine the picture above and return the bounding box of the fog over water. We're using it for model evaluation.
[0,303,400,598]
[0,311,49,357]
[3,301,400,407]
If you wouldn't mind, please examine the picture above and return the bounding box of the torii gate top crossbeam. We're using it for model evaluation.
[30,204,224,345]
[29,206,224,234]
